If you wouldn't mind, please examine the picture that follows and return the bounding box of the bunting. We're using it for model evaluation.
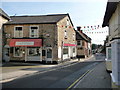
[80,25,102,30]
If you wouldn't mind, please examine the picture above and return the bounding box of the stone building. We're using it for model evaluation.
[76,27,92,58]
[102,1,120,88]
[3,14,77,63]
[0,8,10,63]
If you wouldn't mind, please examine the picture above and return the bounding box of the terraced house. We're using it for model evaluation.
[76,27,92,59]
[3,14,77,63]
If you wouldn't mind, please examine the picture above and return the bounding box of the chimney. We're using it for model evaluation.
[77,26,82,33]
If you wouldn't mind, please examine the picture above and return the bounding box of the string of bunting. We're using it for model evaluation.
[80,25,102,30]
[59,25,73,28]
[79,25,108,34]
[83,31,108,34]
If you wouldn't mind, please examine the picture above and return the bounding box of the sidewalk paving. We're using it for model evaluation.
[0,58,79,83]
[74,61,111,88]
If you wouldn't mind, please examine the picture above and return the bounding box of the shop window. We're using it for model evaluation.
[14,47,22,57]
[63,48,68,54]
[28,48,40,56]
[30,26,39,38]
[14,26,23,38]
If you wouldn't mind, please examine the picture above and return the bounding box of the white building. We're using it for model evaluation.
[0,8,10,64]
[102,1,120,88]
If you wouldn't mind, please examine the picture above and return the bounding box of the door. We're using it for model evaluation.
[27,47,41,61]
[46,48,52,61]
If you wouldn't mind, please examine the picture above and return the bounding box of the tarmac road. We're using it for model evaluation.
[2,53,107,89]
[2,61,100,88]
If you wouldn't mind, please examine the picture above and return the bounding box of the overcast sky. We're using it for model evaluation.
[1,0,109,45]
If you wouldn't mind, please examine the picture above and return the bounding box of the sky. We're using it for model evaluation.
[1,0,109,45]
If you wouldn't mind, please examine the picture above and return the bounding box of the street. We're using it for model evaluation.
[2,62,99,88]
[2,53,110,89]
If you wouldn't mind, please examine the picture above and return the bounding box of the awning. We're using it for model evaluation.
[64,43,76,46]
[9,39,42,47]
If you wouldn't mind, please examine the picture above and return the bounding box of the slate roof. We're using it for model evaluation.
[76,30,91,42]
[0,8,10,20]
[4,14,71,25]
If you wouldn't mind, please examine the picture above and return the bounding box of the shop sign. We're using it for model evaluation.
[16,42,34,46]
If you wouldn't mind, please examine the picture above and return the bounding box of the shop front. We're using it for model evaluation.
[63,43,76,60]
[9,39,42,62]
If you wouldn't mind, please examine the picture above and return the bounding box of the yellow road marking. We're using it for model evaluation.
[66,68,94,90]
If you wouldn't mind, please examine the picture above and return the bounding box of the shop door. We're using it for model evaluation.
[27,48,41,61]
[46,48,52,61]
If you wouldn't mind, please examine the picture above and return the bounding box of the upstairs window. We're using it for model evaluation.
[64,30,67,39]
[77,40,82,46]
[30,26,39,38]
[14,26,23,38]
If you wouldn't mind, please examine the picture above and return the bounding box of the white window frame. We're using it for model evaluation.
[77,40,82,46]
[14,26,23,38]
[64,30,67,39]
[67,19,70,26]
[29,25,39,38]
[14,47,23,57]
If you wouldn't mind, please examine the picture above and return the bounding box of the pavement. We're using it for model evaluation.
[1,59,79,83]
[73,61,111,88]
[0,54,111,88]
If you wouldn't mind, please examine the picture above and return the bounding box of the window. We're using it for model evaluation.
[64,30,67,39]
[14,26,23,38]
[63,48,68,54]
[67,19,70,26]
[30,26,39,38]
[28,48,40,56]
[47,49,52,58]
[77,40,82,46]
[108,48,111,60]
[73,33,75,41]
[42,50,46,56]
[14,47,22,57]
[73,48,75,53]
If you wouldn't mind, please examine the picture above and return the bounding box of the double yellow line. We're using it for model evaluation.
[66,68,94,90]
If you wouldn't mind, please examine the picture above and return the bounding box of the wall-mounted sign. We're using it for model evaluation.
[16,42,34,46]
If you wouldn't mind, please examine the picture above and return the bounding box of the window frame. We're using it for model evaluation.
[29,25,39,38]
[64,30,67,39]
[14,26,23,38]
[14,47,23,57]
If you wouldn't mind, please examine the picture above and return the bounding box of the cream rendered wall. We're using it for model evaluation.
[109,6,119,40]
[0,16,8,63]
[109,2,120,86]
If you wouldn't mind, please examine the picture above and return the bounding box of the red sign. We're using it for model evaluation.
[64,43,76,46]
[9,39,42,47]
